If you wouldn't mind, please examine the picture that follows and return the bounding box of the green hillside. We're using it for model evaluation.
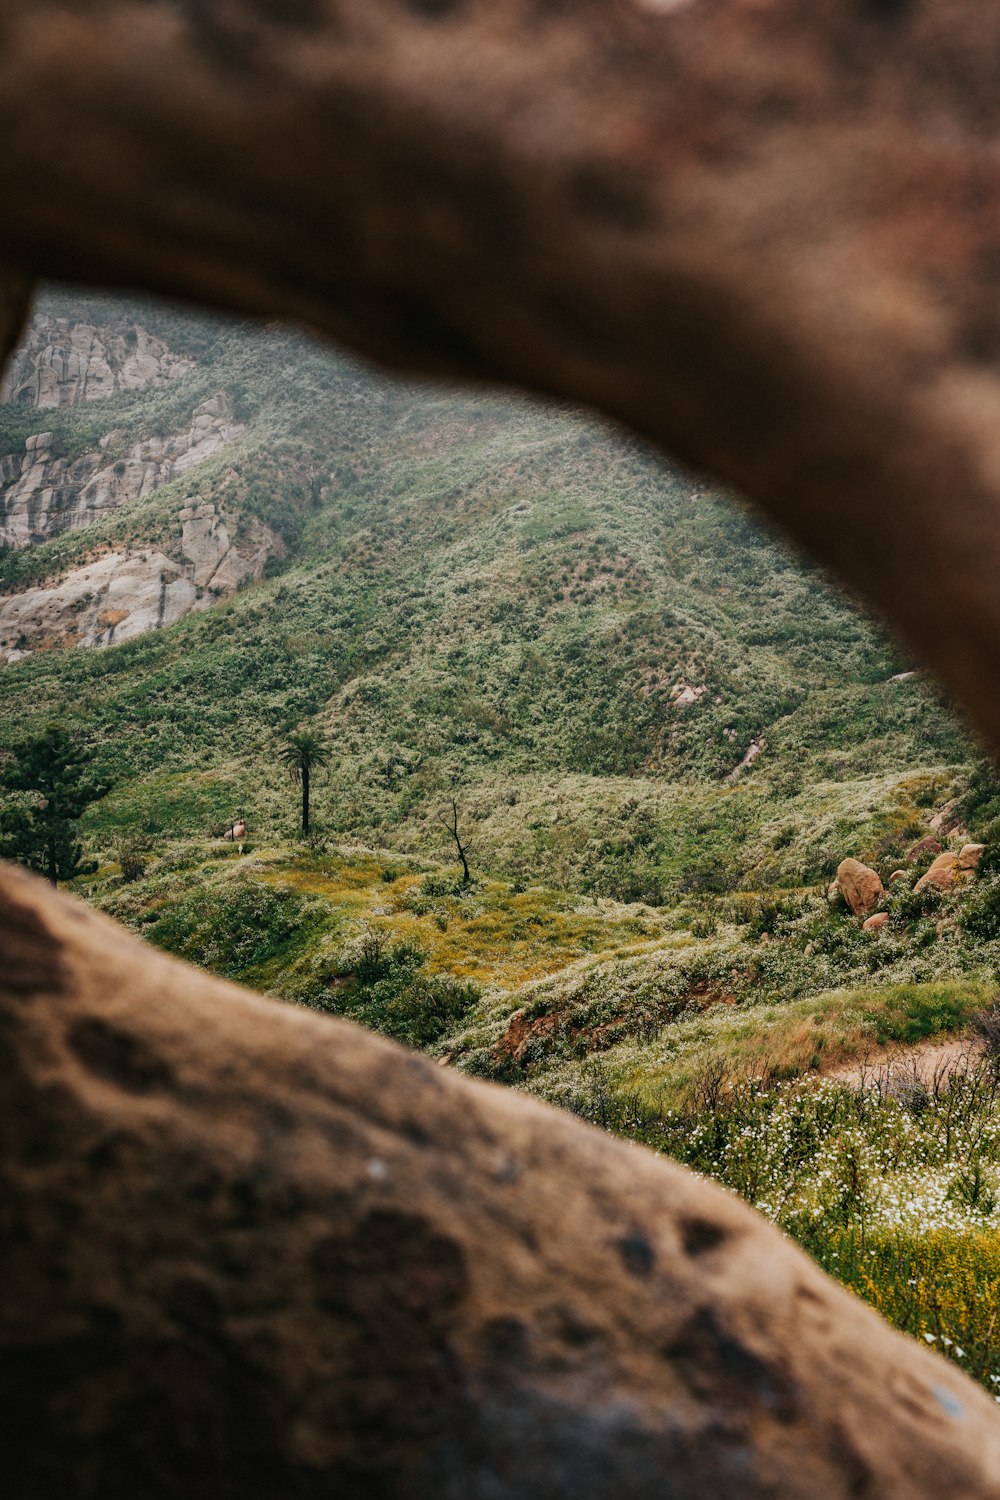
[6,290,1000,1391]
[0,289,971,898]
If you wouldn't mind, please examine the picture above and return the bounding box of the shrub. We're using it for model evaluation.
[960,877,1000,941]
[114,832,151,883]
[329,933,479,1048]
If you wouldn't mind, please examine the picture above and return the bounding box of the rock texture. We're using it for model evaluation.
[0,507,280,662]
[959,844,986,871]
[0,393,245,549]
[3,861,1000,1499]
[863,912,890,933]
[836,859,885,918]
[9,3,1000,1488]
[8,5,1000,765]
[916,853,964,894]
[1,313,193,407]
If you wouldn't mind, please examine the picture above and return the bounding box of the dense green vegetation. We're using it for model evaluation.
[4,289,1000,1393]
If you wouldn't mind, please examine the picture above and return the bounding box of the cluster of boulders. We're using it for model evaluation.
[830,839,986,933]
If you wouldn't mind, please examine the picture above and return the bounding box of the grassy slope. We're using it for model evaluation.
[5,290,1000,1391]
[0,292,972,901]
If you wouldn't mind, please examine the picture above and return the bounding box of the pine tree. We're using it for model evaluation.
[0,725,107,885]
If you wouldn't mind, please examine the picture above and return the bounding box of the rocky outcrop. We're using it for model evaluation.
[0,504,281,662]
[836,859,884,918]
[5,862,1000,1499]
[1,313,194,408]
[915,852,962,894]
[669,680,705,708]
[0,393,244,549]
[863,912,890,934]
[930,801,965,838]
[179,498,274,593]
[725,737,764,783]
[906,836,943,864]
[914,844,985,893]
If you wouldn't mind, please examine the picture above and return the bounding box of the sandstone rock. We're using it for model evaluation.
[889,870,907,884]
[836,859,884,917]
[915,852,962,893]
[930,800,964,837]
[0,504,281,663]
[0,393,245,550]
[906,836,943,864]
[958,843,986,870]
[4,862,1000,1498]
[862,912,890,933]
[1,313,194,408]
[223,819,248,842]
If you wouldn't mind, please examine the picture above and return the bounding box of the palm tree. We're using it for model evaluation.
[278,729,331,836]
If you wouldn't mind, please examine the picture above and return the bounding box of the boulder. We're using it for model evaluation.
[889,870,907,884]
[906,836,943,864]
[3,861,1000,1499]
[836,858,884,917]
[915,852,962,893]
[958,843,986,871]
[862,912,890,933]
[918,852,960,890]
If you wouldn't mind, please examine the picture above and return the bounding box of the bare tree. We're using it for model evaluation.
[438,798,471,885]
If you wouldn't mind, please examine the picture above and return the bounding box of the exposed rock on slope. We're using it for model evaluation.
[0,393,244,548]
[5,863,1000,1500]
[837,858,884,917]
[0,313,193,407]
[0,504,281,662]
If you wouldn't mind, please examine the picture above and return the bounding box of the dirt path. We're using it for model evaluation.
[828,1035,983,1089]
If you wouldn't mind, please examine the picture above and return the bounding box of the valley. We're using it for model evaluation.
[3,289,1000,1393]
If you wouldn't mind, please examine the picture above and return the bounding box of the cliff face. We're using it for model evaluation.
[0,505,282,663]
[0,314,194,408]
[0,393,245,549]
[0,310,282,662]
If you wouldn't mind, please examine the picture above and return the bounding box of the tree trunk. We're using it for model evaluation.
[302,765,310,837]
[3,861,1000,1499]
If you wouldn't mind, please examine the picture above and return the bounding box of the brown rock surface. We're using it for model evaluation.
[863,912,890,933]
[906,837,943,864]
[916,852,962,893]
[10,4,1000,1487]
[889,870,907,884]
[3,861,1000,1497]
[959,844,987,870]
[836,859,884,918]
[10,5,1000,762]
